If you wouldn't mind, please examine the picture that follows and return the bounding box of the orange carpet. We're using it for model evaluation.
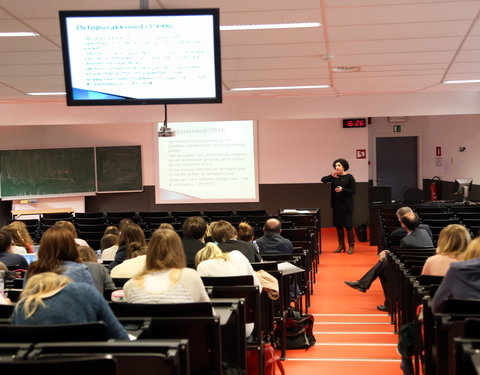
[279,228,402,375]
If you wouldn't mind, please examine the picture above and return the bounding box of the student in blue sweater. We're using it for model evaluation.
[13,272,129,340]
[26,226,94,286]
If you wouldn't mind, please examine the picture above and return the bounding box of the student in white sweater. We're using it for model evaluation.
[195,242,261,336]
[123,229,210,304]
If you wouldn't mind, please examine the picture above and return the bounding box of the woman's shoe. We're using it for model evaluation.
[333,246,346,253]
[347,244,354,254]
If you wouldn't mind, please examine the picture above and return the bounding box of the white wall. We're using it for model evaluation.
[258,119,368,183]
[0,118,369,190]
[368,114,480,183]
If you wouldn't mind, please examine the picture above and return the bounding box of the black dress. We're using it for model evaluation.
[321,173,356,227]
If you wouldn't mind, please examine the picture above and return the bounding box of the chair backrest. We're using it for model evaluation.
[138,211,171,218]
[444,299,480,314]
[0,355,118,375]
[201,275,254,287]
[33,340,188,375]
[146,317,221,375]
[0,305,14,319]
[261,254,294,262]
[205,285,260,324]
[74,212,106,219]
[203,210,235,217]
[42,212,73,220]
[109,302,213,318]
[403,188,424,203]
[107,212,137,219]
[170,211,202,218]
[280,228,311,241]
[0,322,108,343]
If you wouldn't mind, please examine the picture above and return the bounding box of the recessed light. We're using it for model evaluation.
[27,92,66,96]
[0,32,38,37]
[443,79,480,84]
[220,22,321,31]
[231,85,330,91]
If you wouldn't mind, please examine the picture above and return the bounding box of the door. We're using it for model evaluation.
[376,136,418,202]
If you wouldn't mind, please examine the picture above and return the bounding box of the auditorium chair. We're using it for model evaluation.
[0,322,108,343]
[0,355,118,375]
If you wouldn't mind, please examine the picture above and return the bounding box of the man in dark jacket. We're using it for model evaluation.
[344,211,433,311]
[256,218,293,255]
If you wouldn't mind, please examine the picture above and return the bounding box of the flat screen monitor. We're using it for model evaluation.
[59,9,222,106]
[454,178,473,203]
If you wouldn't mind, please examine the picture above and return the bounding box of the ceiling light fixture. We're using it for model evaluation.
[27,92,66,96]
[332,66,361,73]
[443,79,480,84]
[220,22,321,31]
[231,85,330,91]
[0,32,39,37]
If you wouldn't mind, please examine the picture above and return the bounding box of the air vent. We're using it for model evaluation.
[332,66,361,73]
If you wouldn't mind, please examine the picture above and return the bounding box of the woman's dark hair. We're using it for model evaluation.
[119,223,147,259]
[333,158,349,171]
[28,226,79,278]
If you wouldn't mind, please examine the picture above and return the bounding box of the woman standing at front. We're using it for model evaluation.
[321,158,356,254]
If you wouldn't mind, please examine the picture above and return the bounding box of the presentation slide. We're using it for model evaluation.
[65,15,217,99]
[155,121,258,204]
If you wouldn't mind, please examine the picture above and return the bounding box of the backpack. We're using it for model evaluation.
[276,309,316,349]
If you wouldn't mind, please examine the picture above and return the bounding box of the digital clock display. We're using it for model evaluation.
[343,118,366,128]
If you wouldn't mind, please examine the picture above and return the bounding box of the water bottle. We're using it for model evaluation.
[96,249,102,264]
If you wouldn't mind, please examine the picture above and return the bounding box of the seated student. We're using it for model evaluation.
[77,246,115,293]
[255,218,293,255]
[100,233,120,261]
[181,216,207,268]
[110,243,147,279]
[123,229,210,304]
[432,238,480,313]
[210,220,262,263]
[53,220,90,248]
[108,223,147,271]
[100,226,120,261]
[0,229,28,269]
[6,221,35,254]
[237,222,260,253]
[195,242,261,336]
[12,272,129,340]
[422,224,470,276]
[27,226,94,286]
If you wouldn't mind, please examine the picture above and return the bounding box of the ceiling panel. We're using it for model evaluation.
[0,0,477,100]
[329,37,462,55]
[328,20,473,41]
[326,2,480,25]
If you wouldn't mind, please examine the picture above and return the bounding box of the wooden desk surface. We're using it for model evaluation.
[11,208,74,217]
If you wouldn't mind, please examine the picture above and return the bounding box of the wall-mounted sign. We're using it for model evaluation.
[356,149,366,159]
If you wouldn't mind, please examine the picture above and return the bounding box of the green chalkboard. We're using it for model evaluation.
[96,146,143,192]
[0,148,96,198]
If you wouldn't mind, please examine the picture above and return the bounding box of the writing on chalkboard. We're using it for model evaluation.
[96,146,143,192]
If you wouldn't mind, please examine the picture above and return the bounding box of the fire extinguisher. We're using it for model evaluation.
[430,176,441,201]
